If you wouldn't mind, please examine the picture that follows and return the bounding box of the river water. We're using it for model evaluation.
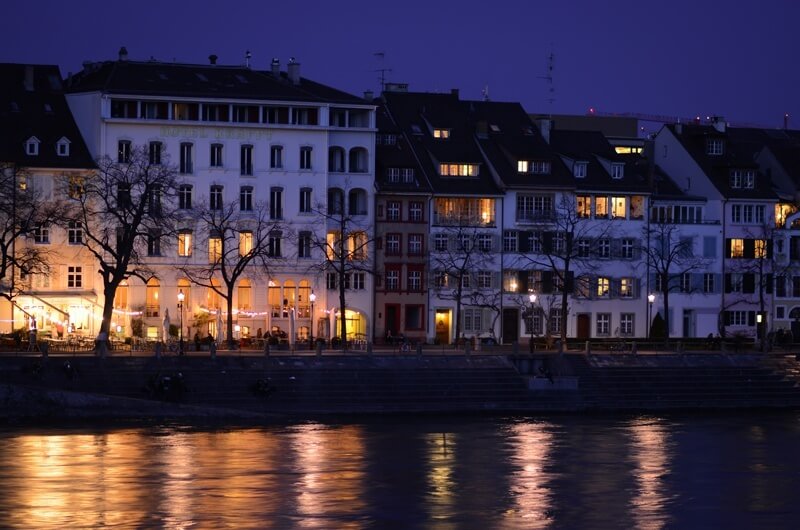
[1,412,799,529]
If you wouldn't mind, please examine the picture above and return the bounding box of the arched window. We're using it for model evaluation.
[208,278,222,310]
[348,147,368,173]
[299,280,311,318]
[145,278,160,317]
[328,146,345,172]
[348,188,368,215]
[114,281,128,309]
[328,187,344,215]
[238,279,252,311]
[283,280,296,318]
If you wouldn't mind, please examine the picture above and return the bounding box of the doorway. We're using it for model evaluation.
[385,304,400,337]
[502,308,519,344]
[682,309,694,338]
[576,313,590,339]
[435,309,450,345]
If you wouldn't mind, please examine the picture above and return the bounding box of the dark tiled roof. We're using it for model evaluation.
[0,63,94,168]
[374,103,432,194]
[651,165,706,202]
[549,129,650,193]
[65,60,366,105]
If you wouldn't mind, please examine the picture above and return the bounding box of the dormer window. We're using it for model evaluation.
[611,163,624,179]
[573,162,588,178]
[518,160,551,174]
[433,128,451,139]
[706,138,724,155]
[730,169,755,189]
[440,163,479,177]
[56,137,70,157]
[25,136,40,156]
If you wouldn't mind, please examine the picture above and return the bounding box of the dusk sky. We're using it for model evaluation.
[3,0,798,129]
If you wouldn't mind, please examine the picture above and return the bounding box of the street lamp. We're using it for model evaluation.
[647,293,655,339]
[528,293,537,353]
[309,291,316,347]
[177,290,185,355]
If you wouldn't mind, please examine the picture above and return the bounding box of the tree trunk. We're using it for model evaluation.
[226,294,235,349]
[100,283,117,338]
[339,280,347,352]
[454,285,463,348]
[663,291,671,347]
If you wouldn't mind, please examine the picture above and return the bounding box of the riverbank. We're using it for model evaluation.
[2,351,800,422]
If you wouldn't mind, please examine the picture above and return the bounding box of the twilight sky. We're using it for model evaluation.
[3,0,798,129]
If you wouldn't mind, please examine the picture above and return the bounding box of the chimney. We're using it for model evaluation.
[23,65,34,92]
[537,119,552,144]
[675,123,683,135]
[711,115,726,133]
[118,46,128,61]
[363,90,374,101]
[245,50,252,68]
[287,57,300,84]
[208,54,218,65]
[271,58,280,77]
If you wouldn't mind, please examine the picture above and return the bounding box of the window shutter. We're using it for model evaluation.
[725,274,732,293]
[564,271,574,294]
[744,239,755,259]
[765,273,773,294]
[715,273,723,294]
[542,271,553,293]
[519,272,529,293]
[743,273,755,294]
[542,232,553,254]
[704,236,717,258]
[725,239,732,257]
[724,311,731,326]
[611,238,622,258]
[767,239,773,259]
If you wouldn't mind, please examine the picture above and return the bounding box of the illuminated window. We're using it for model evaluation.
[614,146,643,155]
[238,279,252,311]
[611,197,627,219]
[68,176,85,199]
[504,271,519,293]
[595,197,608,218]
[209,235,222,262]
[776,203,795,227]
[349,231,368,261]
[518,160,551,174]
[755,239,767,258]
[577,196,591,218]
[433,129,450,139]
[439,163,479,177]
[145,278,160,317]
[597,277,610,297]
[178,231,192,257]
[239,231,253,256]
[620,278,634,298]
[730,238,744,258]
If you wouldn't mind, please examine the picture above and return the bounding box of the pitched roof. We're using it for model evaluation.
[65,60,366,105]
[374,103,433,194]
[0,63,94,169]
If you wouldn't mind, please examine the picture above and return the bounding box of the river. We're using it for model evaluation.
[1,412,799,529]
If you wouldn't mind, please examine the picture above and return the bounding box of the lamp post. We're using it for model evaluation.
[309,291,316,347]
[647,293,655,340]
[177,290,185,355]
[528,293,537,353]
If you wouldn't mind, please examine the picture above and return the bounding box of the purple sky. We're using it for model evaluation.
[4,0,798,129]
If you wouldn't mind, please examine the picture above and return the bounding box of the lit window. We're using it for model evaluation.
[620,278,634,298]
[597,277,610,297]
[755,239,767,259]
[595,197,608,218]
[178,231,193,257]
[611,197,627,219]
[439,163,479,177]
[730,239,744,258]
[239,231,253,256]
[209,236,222,263]
[433,129,450,139]
[518,160,551,174]
[577,196,591,218]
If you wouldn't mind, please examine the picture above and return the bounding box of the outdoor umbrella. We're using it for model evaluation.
[162,309,171,342]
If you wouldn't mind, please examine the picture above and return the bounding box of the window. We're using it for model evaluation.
[596,313,611,335]
[210,143,223,167]
[434,271,448,288]
[408,269,422,291]
[408,234,423,255]
[270,145,283,169]
[434,233,448,251]
[348,189,367,215]
[328,147,345,172]
[148,184,163,215]
[268,231,282,257]
[33,224,49,244]
[463,309,483,333]
[573,162,587,178]
[352,272,366,290]
[621,238,635,259]
[755,239,768,259]
[728,311,748,326]
[620,314,634,336]
[439,163,479,177]
[703,273,715,293]
[386,234,401,255]
[178,185,193,209]
[270,187,283,219]
[475,271,491,289]
[620,278,634,298]
[516,195,553,221]
[67,266,82,288]
[595,197,608,218]
[611,197,627,219]
[328,188,344,214]
[178,231,192,257]
[210,185,223,210]
[117,183,131,208]
[597,277,610,297]
[240,186,253,211]
[239,231,253,256]
[326,273,338,290]
[67,221,82,244]
[597,238,611,259]
[706,138,723,155]
[386,201,401,221]
[478,234,493,251]
[148,141,162,165]
[680,273,691,292]
[730,238,744,258]
[118,140,131,163]
[730,169,755,189]
[611,164,624,179]
[298,231,312,258]
[387,168,400,183]
[349,147,368,173]
[240,144,253,175]
[518,160,551,174]
[179,143,193,174]
[409,202,423,222]
[433,128,450,139]
[300,146,313,170]
[291,188,310,215]
[577,239,591,258]
[208,235,221,263]
[25,136,40,156]
[386,268,400,291]
[147,230,161,256]
[503,230,518,252]
[577,196,591,218]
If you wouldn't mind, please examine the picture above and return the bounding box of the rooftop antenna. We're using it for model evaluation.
[374,52,392,93]
[245,50,252,68]
[538,46,556,115]
[482,85,490,101]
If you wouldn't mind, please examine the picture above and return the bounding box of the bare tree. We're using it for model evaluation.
[177,199,283,348]
[307,183,373,350]
[641,220,710,344]
[514,194,614,343]
[0,163,63,306]
[61,145,180,340]
[430,225,497,346]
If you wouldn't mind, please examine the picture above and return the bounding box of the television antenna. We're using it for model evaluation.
[538,47,555,112]
[374,52,392,93]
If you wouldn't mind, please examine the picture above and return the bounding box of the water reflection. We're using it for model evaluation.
[502,421,555,528]
[626,417,673,530]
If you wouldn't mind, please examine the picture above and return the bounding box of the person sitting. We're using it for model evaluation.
[386,329,394,345]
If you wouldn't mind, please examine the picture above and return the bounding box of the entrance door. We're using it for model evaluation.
[683,309,693,338]
[385,304,400,336]
[435,309,450,345]
[503,308,519,344]
[576,313,590,339]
